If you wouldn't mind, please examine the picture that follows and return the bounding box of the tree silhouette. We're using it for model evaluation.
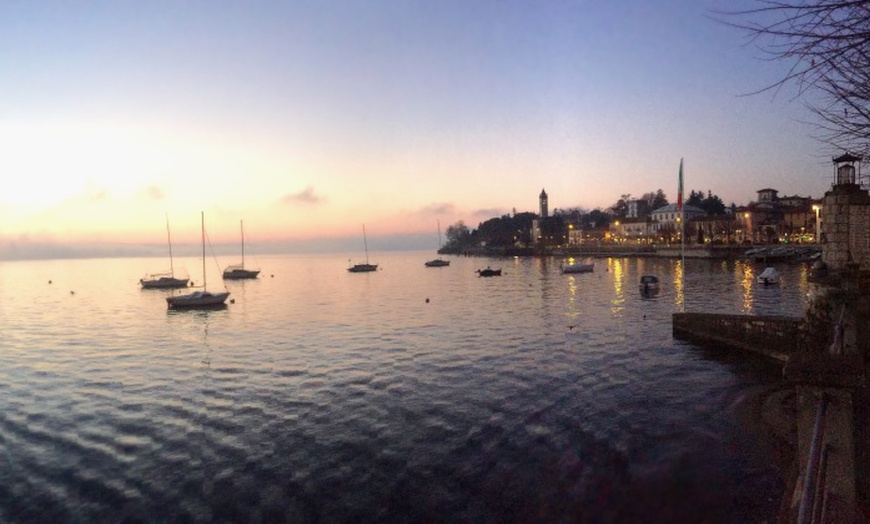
[723,1,870,155]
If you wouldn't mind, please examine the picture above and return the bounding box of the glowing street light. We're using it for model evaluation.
[812,204,821,243]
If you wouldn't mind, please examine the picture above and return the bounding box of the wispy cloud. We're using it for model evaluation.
[416,202,455,216]
[85,187,109,202]
[281,186,323,205]
[139,185,166,200]
[472,208,506,220]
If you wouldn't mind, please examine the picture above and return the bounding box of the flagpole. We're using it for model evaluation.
[678,158,685,313]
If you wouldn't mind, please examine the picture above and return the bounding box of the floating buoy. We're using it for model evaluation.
[425,298,430,303]
[48,280,52,284]
[70,291,75,295]
[230,298,235,304]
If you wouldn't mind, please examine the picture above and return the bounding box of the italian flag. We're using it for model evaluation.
[677,158,684,212]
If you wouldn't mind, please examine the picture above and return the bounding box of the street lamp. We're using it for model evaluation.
[743,212,751,244]
[812,204,821,243]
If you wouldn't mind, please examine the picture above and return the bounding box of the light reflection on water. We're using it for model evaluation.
[0,253,808,521]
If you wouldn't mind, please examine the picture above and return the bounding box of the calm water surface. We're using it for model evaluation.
[0,252,809,522]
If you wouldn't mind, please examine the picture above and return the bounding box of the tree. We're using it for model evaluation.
[610,194,631,219]
[686,190,705,208]
[701,192,726,216]
[652,189,669,209]
[586,208,611,229]
[444,221,472,250]
[640,190,669,210]
[474,213,536,247]
[725,1,870,155]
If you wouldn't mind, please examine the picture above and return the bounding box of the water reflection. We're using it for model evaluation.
[609,258,625,316]
[673,259,684,311]
[739,262,755,313]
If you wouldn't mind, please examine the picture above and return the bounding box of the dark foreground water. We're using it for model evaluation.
[0,253,810,522]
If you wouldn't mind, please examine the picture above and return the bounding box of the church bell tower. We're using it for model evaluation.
[539,189,548,218]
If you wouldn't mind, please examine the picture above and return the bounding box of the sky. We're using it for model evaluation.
[0,1,837,259]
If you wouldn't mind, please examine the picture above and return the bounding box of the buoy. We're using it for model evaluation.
[70,291,75,295]
[230,298,235,304]
[48,280,52,284]
[425,298,430,303]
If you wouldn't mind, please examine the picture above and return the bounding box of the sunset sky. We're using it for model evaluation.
[0,1,834,258]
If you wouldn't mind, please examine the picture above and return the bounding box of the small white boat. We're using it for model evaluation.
[562,262,594,274]
[639,275,660,294]
[757,267,781,286]
[167,212,230,310]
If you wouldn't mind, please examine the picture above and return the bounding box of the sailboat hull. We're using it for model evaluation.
[424,259,450,267]
[347,264,378,273]
[222,267,260,279]
[141,275,190,289]
[166,291,230,309]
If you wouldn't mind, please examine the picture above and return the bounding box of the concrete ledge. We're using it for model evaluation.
[673,312,804,362]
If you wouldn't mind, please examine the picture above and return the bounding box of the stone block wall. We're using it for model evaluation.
[822,185,870,270]
[672,312,803,362]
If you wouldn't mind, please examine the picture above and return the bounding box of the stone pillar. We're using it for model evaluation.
[821,184,870,271]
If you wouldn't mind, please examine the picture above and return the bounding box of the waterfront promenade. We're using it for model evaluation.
[450,243,820,261]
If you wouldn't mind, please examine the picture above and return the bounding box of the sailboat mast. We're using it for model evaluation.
[437,219,442,249]
[241,220,245,267]
[166,214,175,277]
[363,224,369,264]
[201,211,206,290]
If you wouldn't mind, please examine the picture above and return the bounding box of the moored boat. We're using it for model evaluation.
[425,220,450,267]
[639,275,660,294]
[223,220,260,280]
[141,215,189,289]
[757,267,781,286]
[562,262,594,274]
[476,267,501,277]
[348,225,378,273]
[167,212,230,310]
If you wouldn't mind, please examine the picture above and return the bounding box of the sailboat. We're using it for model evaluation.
[223,219,260,280]
[140,215,190,289]
[424,220,450,267]
[347,225,378,272]
[166,212,230,309]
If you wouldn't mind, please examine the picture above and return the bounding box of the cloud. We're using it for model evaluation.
[416,202,455,215]
[472,208,507,219]
[140,185,166,200]
[281,186,323,205]
[86,188,109,202]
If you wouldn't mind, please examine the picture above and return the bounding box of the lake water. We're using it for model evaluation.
[0,252,810,522]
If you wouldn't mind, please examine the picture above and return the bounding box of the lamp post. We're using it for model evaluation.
[743,212,751,244]
[812,204,821,244]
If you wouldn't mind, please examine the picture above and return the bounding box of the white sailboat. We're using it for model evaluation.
[348,225,378,272]
[223,219,260,280]
[140,215,189,289]
[424,220,450,267]
[166,212,230,309]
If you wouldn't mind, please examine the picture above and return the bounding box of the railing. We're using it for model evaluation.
[797,393,830,524]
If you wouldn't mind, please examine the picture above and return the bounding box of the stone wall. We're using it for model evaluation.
[672,312,804,362]
[822,184,870,270]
